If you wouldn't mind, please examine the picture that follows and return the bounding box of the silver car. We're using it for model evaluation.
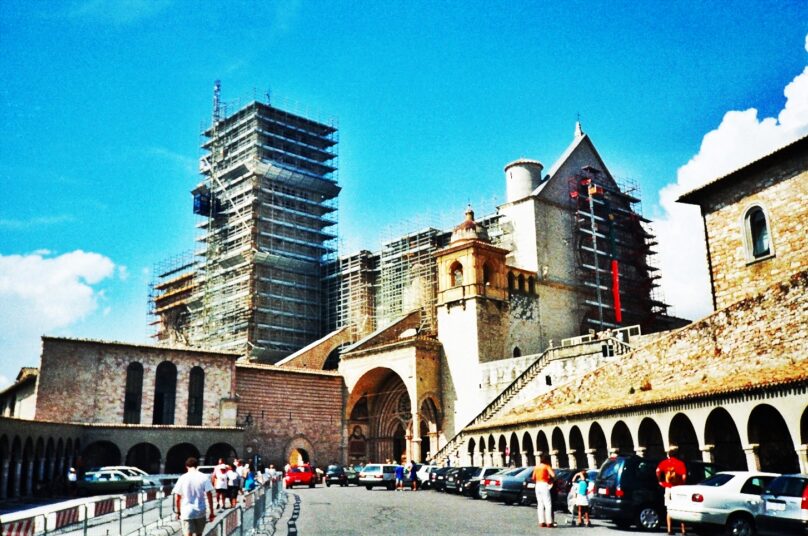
[667,471,778,535]
[755,474,808,535]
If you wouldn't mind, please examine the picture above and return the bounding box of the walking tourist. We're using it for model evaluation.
[172,457,215,536]
[213,458,229,509]
[532,454,555,528]
[226,464,241,507]
[395,462,405,491]
[409,462,418,490]
[657,451,687,536]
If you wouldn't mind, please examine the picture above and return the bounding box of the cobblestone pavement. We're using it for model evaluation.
[281,485,657,536]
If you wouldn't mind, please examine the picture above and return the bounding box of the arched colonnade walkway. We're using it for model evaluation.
[461,391,808,475]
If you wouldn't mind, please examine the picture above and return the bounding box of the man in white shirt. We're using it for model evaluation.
[172,457,215,536]
[213,458,229,509]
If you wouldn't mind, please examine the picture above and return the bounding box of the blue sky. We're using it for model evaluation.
[1,1,807,387]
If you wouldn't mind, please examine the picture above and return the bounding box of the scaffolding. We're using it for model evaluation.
[183,83,338,361]
[568,167,670,333]
[149,251,199,345]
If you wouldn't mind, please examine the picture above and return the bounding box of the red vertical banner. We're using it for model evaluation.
[611,259,622,323]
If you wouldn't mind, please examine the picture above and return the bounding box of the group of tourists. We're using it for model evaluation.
[173,456,281,536]
[392,459,418,490]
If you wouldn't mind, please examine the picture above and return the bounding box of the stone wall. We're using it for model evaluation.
[702,160,808,310]
[234,364,344,468]
[36,338,238,426]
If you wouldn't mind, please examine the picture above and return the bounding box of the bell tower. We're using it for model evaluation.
[436,206,509,434]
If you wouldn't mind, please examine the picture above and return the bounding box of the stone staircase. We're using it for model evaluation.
[434,336,633,464]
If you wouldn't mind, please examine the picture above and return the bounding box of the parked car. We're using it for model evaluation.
[431,467,453,492]
[667,471,778,535]
[521,467,575,508]
[462,467,503,498]
[77,469,142,495]
[446,467,479,493]
[486,467,533,505]
[359,463,397,490]
[344,466,359,485]
[325,464,350,487]
[284,464,316,488]
[589,455,722,531]
[755,473,808,535]
[417,465,438,489]
[481,467,523,500]
[99,465,149,477]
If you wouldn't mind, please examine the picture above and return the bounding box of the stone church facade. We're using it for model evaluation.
[1,132,804,502]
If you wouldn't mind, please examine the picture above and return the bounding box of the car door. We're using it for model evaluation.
[738,475,774,515]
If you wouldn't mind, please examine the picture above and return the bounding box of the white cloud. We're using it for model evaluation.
[655,40,808,320]
[0,250,116,388]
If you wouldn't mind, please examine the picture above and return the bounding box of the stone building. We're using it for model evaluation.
[437,134,808,477]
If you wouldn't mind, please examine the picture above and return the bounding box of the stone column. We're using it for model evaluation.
[37,458,46,482]
[409,412,420,462]
[521,451,530,467]
[797,445,808,474]
[0,460,9,500]
[701,444,715,464]
[743,444,760,471]
[550,450,559,469]
[12,460,22,498]
[411,438,422,464]
[489,451,497,466]
[586,449,597,469]
[609,447,620,458]
[48,457,57,482]
[24,460,33,497]
[634,447,645,458]
[159,460,166,474]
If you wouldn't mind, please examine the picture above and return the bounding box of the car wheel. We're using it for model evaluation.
[287,483,293,489]
[309,481,315,488]
[365,485,373,490]
[726,514,754,536]
[636,506,660,530]
[326,482,330,487]
[387,482,395,491]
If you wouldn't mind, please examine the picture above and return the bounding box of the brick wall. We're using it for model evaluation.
[234,364,345,467]
[701,151,807,310]
[36,338,238,426]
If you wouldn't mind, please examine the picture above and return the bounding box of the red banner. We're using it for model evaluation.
[611,259,622,323]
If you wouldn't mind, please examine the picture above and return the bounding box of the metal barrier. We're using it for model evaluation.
[0,479,285,536]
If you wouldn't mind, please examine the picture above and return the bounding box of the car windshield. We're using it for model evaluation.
[699,474,734,487]
[362,466,381,473]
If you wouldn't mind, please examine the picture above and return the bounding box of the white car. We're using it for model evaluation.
[416,465,437,487]
[667,471,779,535]
[99,465,149,477]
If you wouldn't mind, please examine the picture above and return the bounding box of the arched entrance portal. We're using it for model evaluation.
[346,368,419,464]
[82,441,121,468]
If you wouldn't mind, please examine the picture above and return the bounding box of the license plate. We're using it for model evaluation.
[766,501,786,511]
[598,488,608,495]
[527,483,535,488]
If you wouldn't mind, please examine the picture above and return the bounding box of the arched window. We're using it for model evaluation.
[507,272,515,293]
[153,361,177,425]
[123,362,143,424]
[517,274,525,292]
[513,347,522,358]
[482,262,492,286]
[450,262,463,287]
[745,206,771,259]
[528,276,536,294]
[187,366,204,426]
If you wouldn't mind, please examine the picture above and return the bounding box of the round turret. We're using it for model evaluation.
[504,158,544,203]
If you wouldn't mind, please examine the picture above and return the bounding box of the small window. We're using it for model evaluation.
[123,362,143,424]
[528,276,536,294]
[513,347,521,358]
[450,262,463,287]
[507,272,515,292]
[545,375,552,386]
[483,263,492,286]
[517,275,525,292]
[745,206,771,259]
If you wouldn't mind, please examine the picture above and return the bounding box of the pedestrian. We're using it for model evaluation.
[172,457,215,536]
[658,451,687,536]
[213,458,229,509]
[226,464,241,507]
[244,463,256,492]
[395,462,405,491]
[531,454,555,529]
[571,470,592,527]
[409,462,418,491]
[67,467,78,497]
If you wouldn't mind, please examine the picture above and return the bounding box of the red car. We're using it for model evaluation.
[284,465,316,488]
